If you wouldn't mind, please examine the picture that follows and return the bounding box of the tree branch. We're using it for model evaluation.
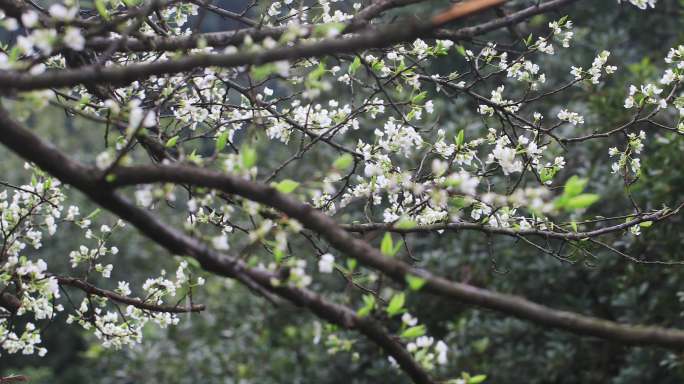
[0,0,570,92]
[338,207,681,242]
[56,276,206,313]
[79,0,576,54]
[106,162,684,349]
[0,105,434,384]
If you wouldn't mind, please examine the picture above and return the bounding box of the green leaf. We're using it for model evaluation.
[640,221,653,228]
[83,344,104,359]
[307,62,327,86]
[525,33,533,46]
[8,46,20,63]
[357,306,372,318]
[215,131,229,152]
[381,233,394,256]
[472,337,490,353]
[165,135,179,148]
[449,196,468,210]
[411,91,427,105]
[392,238,403,257]
[274,179,300,194]
[349,56,361,74]
[386,293,405,317]
[347,258,357,272]
[241,145,257,168]
[565,194,600,210]
[469,375,487,384]
[434,40,451,56]
[406,274,426,291]
[455,129,465,147]
[251,63,277,81]
[540,167,557,183]
[357,294,375,317]
[274,247,285,263]
[394,217,417,230]
[332,154,354,170]
[455,45,466,56]
[85,208,102,220]
[94,0,111,20]
[394,60,407,73]
[563,176,588,198]
[185,257,202,270]
[555,176,597,210]
[554,196,568,210]
[401,325,426,339]
[187,149,203,164]
[121,0,141,6]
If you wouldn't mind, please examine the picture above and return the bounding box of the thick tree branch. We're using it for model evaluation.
[0,375,28,383]
[0,0,572,92]
[0,105,434,384]
[80,0,575,54]
[107,162,684,349]
[0,291,21,313]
